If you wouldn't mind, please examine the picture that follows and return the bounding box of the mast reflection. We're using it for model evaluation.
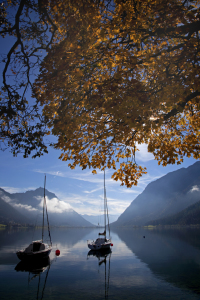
[87,249,112,299]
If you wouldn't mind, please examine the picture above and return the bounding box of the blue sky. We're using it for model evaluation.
[0,143,198,217]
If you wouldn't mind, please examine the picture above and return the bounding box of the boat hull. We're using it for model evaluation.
[88,242,112,251]
[16,248,52,261]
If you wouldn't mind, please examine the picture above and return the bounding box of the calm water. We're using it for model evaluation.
[1,227,200,299]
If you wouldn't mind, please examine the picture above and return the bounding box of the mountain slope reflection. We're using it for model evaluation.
[87,249,112,299]
[114,228,200,295]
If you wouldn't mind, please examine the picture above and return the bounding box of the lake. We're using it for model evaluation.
[1,227,200,299]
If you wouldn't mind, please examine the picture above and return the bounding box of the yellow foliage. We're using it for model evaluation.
[33,0,200,187]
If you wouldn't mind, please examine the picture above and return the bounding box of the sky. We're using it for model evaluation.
[0,143,198,217]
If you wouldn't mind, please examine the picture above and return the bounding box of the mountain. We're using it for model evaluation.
[0,187,93,227]
[146,200,200,226]
[0,196,29,225]
[111,161,200,227]
[82,214,119,226]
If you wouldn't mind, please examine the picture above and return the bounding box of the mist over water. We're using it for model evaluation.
[1,227,200,299]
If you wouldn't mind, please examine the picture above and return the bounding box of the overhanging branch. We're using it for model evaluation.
[161,91,200,123]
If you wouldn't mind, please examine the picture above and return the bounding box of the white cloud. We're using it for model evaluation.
[1,194,12,203]
[38,196,73,214]
[136,143,154,162]
[70,171,105,184]
[0,192,38,212]
[84,187,103,194]
[189,185,200,193]
[34,196,44,202]
[34,169,66,177]
[13,203,38,212]
[56,194,86,205]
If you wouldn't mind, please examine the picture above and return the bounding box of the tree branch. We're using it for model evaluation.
[162,91,200,123]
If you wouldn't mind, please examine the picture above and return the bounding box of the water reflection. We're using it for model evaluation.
[114,227,200,295]
[87,249,112,299]
[15,258,51,299]
[1,227,200,299]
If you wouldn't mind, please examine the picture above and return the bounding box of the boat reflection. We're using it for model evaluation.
[88,248,111,261]
[87,248,112,299]
[15,257,51,299]
[15,257,50,276]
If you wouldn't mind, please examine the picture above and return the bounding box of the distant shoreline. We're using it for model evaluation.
[111,224,200,229]
[1,223,200,230]
[0,223,99,229]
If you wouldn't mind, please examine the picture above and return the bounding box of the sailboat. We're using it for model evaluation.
[16,175,52,261]
[87,171,113,251]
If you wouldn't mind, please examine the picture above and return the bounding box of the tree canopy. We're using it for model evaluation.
[1,0,200,187]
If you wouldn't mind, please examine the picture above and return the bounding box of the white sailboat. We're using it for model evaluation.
[16,175,52,261]
[87,171,113,251]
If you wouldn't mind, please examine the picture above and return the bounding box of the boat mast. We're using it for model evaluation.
[104,170,106,238]
[42,174,46,243]
[104,171,110,239]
